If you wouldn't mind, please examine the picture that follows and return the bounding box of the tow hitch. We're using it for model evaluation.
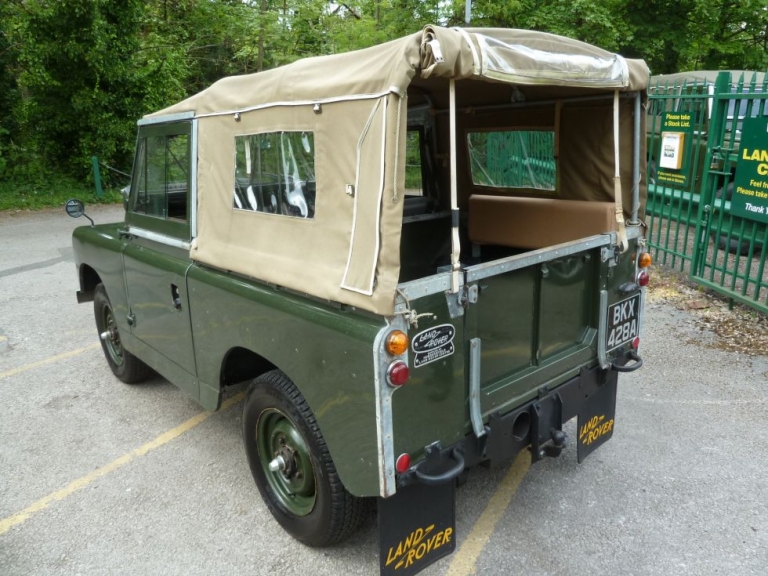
[536,429,568,460]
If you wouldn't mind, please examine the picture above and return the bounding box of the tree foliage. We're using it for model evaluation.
[0,0,766,185]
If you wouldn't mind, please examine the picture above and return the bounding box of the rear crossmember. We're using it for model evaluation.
[397,347,641,490]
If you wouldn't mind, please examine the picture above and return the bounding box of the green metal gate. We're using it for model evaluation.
[647,70,768,313]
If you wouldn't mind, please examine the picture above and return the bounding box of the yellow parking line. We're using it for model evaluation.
[0,392,245,536]
[445,451,531,576]
[0,343,101,381]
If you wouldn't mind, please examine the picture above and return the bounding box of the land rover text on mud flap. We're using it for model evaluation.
[68,26,651,576]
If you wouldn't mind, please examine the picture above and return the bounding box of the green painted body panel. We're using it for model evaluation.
[73,220,386,496]
[72,223,129,330]
[122,239,198,398]
[392,293,467,463]
[467,250,600,415]
[187,265,385,496]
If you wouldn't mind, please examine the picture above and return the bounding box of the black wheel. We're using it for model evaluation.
[93,283,150,384]
[243,370,368,546]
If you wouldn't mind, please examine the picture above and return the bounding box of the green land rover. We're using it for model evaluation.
[68,26,651,575]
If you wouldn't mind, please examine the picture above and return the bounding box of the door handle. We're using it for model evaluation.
[171,284,182,311]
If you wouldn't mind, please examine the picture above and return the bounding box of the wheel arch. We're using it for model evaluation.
[212,341,381,498]
[75,263,102,299]
[219,346,279,389]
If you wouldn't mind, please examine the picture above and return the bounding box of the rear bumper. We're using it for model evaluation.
[397,355,633,489]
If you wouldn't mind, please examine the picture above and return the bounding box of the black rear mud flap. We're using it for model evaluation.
[378,480,456,576]
[576,372,618,462]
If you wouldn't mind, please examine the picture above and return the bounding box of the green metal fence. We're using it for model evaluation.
[647,71,768,313]
[477,130,557,190]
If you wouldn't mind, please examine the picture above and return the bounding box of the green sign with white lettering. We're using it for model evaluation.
[731,116,768,224]
[656,111,695,188]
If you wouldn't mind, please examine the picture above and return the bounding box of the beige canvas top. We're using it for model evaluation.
[151,26,648,119]
[145,26,650,316]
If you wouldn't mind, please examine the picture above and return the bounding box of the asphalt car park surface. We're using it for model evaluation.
[1,205,767,575]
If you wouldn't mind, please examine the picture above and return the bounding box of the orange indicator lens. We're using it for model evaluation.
[386,330,409,356]
[638,252,652,268]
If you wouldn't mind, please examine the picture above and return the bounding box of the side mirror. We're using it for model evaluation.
[64,198,94,226]
[65,198,85,218]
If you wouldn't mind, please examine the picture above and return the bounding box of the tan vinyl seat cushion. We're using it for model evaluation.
[468,195,616,250]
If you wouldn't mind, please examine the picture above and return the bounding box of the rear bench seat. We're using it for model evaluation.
[468,195,616,250]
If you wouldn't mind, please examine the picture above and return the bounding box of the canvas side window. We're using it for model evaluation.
[131,133,189,221]
[233,131,316,219]
[468,130,556,191]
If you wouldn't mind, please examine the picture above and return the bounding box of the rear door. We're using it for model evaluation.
[463,247,601,418]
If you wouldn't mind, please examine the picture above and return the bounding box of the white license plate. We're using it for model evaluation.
[606,294,641,351]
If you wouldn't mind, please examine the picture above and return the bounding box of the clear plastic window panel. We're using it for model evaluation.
[131,134,189,221]
[468,130,556,191]
[233,131,316,219]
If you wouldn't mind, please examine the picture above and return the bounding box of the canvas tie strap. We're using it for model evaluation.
[449,79,461,293]
[613,90,629,253]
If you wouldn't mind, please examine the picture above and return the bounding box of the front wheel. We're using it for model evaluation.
[93,283,150,384]
[243,370,368,546]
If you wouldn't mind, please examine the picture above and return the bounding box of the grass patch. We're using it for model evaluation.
[0,176,123,212]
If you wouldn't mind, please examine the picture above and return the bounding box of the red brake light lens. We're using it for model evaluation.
[387,361,410,387]
[637,270,650,287]
[632,337,640,350]
[395,453,411,473]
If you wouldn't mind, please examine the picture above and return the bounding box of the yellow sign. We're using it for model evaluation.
[385,524,454,570]
[578,414,615,447]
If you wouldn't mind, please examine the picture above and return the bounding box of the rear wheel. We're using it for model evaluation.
[243,370,368,546]
[93,283,150,384]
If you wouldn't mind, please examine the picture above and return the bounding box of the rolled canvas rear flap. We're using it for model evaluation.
[341,97,387,295]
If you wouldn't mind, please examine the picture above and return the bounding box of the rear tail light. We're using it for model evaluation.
[395,453,412,473]
[637,270,650,287]
[632,337,640,350]
[387,361,410,387]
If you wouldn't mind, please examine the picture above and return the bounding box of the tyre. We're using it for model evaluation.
[93,283,151,384]
[243,370,368,546]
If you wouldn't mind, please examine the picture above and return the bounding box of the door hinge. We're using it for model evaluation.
[446,283,478,318]
[126,312,136,327]
[458,284,479,306]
